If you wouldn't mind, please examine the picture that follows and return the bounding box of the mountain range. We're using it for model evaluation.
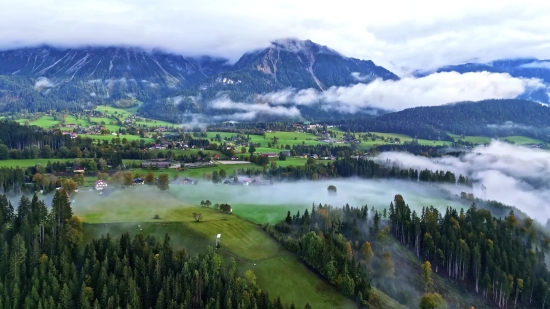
[1,39,550,123]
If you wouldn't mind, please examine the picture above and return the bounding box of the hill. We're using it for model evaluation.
[414,58,550,103]
[327,99,550,143]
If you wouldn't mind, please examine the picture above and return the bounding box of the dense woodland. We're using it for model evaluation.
[267,195,550,308]
[318,99,550,143]
[0,190,300,309]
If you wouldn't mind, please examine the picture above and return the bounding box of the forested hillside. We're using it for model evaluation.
[0,190,297,309]
[268,195,550,308]
[324,99,550,142]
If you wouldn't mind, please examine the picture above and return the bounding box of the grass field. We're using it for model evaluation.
[503,135,545,144]
[448,133,546,146]
[80,134,154,142]
[77,188,356,309]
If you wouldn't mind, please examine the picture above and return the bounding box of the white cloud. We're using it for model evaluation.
[261,72,544,112]
[376,141,550,222]
[209,96,301,118]
[519,61,550,69]
[351,72,371,82]
[1,0,550,75]
[34,77,54,89]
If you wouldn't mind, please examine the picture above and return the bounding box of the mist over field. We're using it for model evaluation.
[377,140,550,223]
[171,179,465,210]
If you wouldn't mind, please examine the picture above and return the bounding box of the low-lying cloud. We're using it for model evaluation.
[260,71,544,112]
[34,77,55,89]
[519,61,550,69]
[209,96,301,119]
[486,121,535,131]
[376,141,550,222]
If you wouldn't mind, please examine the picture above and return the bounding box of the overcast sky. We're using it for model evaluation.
[1,0,549,75]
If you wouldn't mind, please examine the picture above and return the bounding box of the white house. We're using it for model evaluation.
[94,180,108,191]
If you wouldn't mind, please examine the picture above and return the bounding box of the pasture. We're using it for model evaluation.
[76,188,356,309]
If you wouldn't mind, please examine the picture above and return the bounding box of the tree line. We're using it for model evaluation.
[267,194,550,308]
[265,158,472,185]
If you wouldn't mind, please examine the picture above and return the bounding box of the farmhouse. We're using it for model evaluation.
[279,151,291,156]
[142,160,172,168]
[94,180,108,191]
[73,166,85,173]
[260,152,278,158]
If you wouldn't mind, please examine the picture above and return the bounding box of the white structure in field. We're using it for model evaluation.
[216,234,221,247]
[94,180,108,190]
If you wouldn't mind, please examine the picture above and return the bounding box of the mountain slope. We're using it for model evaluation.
[197,39,398,98]
[0,46,231,112]
[141,39,399,121]
[415,58,550,103]
[376,98,550,140]
[0,39,399,122]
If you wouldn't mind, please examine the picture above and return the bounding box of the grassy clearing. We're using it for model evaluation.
[0,158,64,168]
[80,134,154,142]
[503,135,544,144]
[30,116,61,128]
[239,255,357,309]
[447,133,491,144]
[230,203,308,225]
[77,188,355,309]
[83,220,356,309]
[270,157,307,167]
[206,132,239,140]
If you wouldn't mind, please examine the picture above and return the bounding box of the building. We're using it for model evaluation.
[142,160,172,168]
[73,166,85,173]
[260,152,278,158]
[94,180,108,190]
[279,151,291,156]
[133,178,144,185]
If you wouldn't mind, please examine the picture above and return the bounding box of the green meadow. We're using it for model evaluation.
[77,188,357,309]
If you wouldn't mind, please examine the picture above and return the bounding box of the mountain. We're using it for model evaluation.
[414,58,550,103]
[0,39,399,122]
[0,46,231,112]
[141,39,399,121]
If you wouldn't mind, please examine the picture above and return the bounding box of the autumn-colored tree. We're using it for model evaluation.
[65,215,83,258]
[32,173,43,189]
[73,174,85,186]
[123,172,133,186]
[62,179,78,193]
[110,171,125,186]
[419,292,446,309]
[345,241,353,259]
[158,174,170,190]
[97,172,109,180]
[360,241,374,268]
[145,172,155,185]
[422,261,434,291]
[381,251,395,277]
